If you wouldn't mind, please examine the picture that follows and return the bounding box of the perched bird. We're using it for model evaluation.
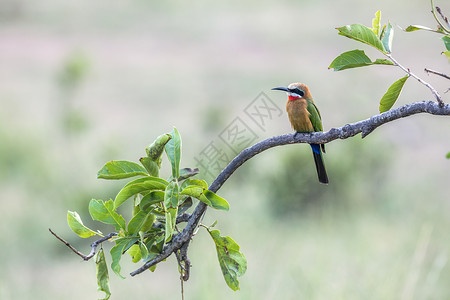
[272,83,329,184]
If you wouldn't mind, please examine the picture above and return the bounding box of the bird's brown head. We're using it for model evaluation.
[271,82,312,101]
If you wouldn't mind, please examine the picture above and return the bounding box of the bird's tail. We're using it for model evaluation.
[310,144,328,184]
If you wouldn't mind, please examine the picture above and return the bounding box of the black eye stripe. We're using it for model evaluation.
[289,88,304,97]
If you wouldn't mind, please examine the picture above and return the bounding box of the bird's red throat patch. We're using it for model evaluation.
[288,95,300,101]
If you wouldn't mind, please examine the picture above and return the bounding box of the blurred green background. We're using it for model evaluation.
[1,0,449,299]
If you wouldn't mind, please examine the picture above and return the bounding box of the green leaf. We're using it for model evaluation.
[442,36,450,51]
[95,248,111,300]
[164,181,179,209]
[202,191,229,211]
[165,128,181,179]
[139,241,149,260]
[89,199,126,231]
[97,160,148,180]
[382,22,394,53]
[180,186,230,211]
[379,76,409,113]
[446,152,450,159]
[180,185,203,198]
[329,49,393,71]
[114,177,168,209]
[110,238,129,279]
[404,25,437,32]
[140,191,165,212]
[67,211,101,238]
[127,210,155,236]
[139,157,160,177]
[146,133,172,161]
[209,229,247,291]
[165,208,178,243]
[164,181,179,243]
[181,178,208,190]
[372,11,381,36]
[337,24,386,53]
[127,244,141,263]
[444,51,450,58]
[178,167,200,181]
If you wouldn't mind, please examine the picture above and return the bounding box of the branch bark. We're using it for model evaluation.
[130,100,450,276]
[425,68,450,81]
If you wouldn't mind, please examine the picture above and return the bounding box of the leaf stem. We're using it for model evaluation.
[385,53,444,107]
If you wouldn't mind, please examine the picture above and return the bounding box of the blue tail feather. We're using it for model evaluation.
[310,143,321,155]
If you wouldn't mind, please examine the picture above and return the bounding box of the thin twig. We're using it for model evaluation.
[49,228,117,261]
[49,228,86,259]
[431,0,450,34]
[425,68,450,80]
[130,100,450,276]
[436,6,450,30]
[386,53,444,107]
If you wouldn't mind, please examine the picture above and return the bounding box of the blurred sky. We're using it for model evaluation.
[0,0,449,299]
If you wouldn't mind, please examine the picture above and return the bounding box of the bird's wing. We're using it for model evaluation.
[307,101,323,132]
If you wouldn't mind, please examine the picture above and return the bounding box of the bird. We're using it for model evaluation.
[272,82,329,184]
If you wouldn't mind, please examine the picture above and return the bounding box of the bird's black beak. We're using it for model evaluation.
[271,87,290,92]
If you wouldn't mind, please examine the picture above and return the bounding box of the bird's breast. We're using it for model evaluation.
[286,99,314,132]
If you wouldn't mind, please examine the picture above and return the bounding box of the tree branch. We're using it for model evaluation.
[386,54,444,107]
[129,100,450,276]
[425,68,450,81]
[50,228,117,261]
[435,6,450,29]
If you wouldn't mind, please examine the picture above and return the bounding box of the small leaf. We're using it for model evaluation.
[139,157,160,177]
[110,238,129,279]
[165,208,178,243]
[379,76,409,113]
[139,242,149,260]
[336,24,386,53]
[146,133,172,161]
[95,248,111,300]
[181,178,208,190]
[446,152,450,159]
[180,186,230,211]
[97,160,148,180]
[114,177,168,209]
[140,191,165,212]
[163,181,179,243]
[372,11,381,36]
[404,25,436,32]
[178,168,200,181]
[329,49,393,71]
[180,185,204,198]
[209,229,247,291]
[67,211,101,238]
[164,181,179,209]
[382,22,394,53]
[127,244,142,263]
[165,128,181,179]
[202,191,230,211]
[442,36,450,51]
[127,210,155,236]
[89,199,126,231]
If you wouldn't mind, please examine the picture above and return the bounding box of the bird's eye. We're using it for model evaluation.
[290,88,304,97]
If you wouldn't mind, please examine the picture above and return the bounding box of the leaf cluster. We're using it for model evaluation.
[66,128,246,298]
[329,11,408,113]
